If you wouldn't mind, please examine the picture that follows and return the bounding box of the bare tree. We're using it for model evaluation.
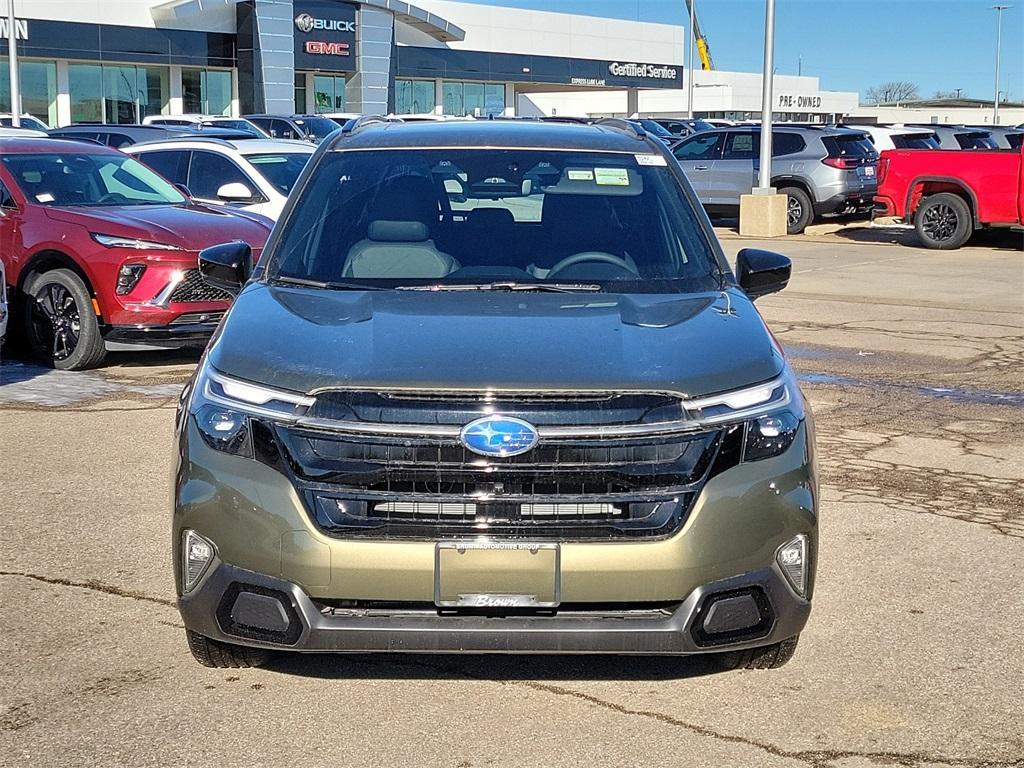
[864,81,920,105]
[933,89,963,99]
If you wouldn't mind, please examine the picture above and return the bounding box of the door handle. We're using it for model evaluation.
[694,165,710,171]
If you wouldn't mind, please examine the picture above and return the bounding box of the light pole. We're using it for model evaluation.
[757,0,776,190]
[6,0,19,127]
[992,4,1010,124]
[686,0,696,119]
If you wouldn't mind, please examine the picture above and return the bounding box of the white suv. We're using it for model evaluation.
[848,125,939,152]
[126,138,314,221]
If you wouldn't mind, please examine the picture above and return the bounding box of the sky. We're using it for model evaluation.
[455,0,1024,102]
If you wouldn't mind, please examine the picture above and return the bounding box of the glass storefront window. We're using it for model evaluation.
[182,68,232,116]
[395,79,435,115]
[294,73,307,114]
[0,59,58,127]
[68,63,169,124]
[69,64,104,123]
[441,81,505,117]
[313,75,346,113]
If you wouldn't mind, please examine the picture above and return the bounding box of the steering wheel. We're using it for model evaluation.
[546,251,638,279]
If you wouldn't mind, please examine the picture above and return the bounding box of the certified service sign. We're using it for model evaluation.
[608,62,679,81]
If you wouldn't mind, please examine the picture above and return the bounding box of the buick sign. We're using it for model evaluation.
[294,13,356,33]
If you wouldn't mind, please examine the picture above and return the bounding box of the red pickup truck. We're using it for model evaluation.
[874,144,1023,249]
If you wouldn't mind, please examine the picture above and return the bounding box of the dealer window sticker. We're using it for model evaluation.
[567,169,594,181]
[635,154,667,167]
[594,168,630,186]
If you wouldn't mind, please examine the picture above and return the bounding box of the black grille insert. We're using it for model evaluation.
[170,269,232,304]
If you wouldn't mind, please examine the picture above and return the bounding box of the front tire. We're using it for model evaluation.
[185,630,272,669]
[781,187,813,234]
[915,192,972,250]
[713,635,800,670]
[22,269,106,370]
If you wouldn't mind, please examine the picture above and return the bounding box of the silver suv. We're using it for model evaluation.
[673,126,878,233]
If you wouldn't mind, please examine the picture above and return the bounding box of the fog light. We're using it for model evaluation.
[182,529,215,592]
[776,534,808,597]
[115,264,146,294]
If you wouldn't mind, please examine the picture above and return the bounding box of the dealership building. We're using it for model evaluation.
[3,0,858,127]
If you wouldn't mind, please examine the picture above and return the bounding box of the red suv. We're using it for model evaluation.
[0,137,271,369]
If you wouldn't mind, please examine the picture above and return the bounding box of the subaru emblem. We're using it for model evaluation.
[460,416,539,457]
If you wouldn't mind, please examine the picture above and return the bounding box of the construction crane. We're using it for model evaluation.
[683,0,715,71]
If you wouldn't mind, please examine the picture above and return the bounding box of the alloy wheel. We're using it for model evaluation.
[787,195,802,228]
[921,203,958,242]
[30,282,82,362]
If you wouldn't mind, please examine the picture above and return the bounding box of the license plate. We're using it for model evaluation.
[435,541,560,608]
[860,165,875,177]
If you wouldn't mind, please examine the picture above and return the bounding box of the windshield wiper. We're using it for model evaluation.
[396,281,603,293]
[273,276,387,291]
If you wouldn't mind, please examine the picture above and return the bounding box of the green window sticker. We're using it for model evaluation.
[594,168,630,186]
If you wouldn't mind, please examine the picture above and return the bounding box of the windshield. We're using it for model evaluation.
[269,148,722,293]
[892,133,940,150]
[296,116,341,139]
[202,119,265,137]
[636,120,675,138]
[246,152,312,195]
[3,152,186,207]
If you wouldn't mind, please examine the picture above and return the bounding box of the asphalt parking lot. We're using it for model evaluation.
[1,225,1022,768]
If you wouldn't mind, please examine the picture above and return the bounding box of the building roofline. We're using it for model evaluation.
[152,0,465,42]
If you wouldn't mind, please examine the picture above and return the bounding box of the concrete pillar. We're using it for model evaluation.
[434,78,443,115]
[55,59,70,126]
[347,6,393,115]
[169,65,183,115]
[626,87,639,117]
[504,82,515,116]
[739,188,788,237]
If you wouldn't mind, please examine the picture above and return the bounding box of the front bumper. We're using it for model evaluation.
[178,560,810,654]
[104,319,221,348]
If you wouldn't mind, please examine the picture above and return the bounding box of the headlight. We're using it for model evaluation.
[91,233,183,251]
[743,410,800,462]
[683,370,804,463]
[189,362,313,457]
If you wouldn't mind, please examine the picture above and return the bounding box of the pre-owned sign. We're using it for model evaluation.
[293,0,357,71]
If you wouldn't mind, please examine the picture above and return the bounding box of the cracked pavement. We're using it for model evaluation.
[1,231,1022,767]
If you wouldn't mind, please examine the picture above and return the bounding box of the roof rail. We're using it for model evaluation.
[593,117,646,139]
[133,135,239,149]
[340,115,400,135]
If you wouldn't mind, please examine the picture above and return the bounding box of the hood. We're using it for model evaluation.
[209,285,784,399]
[44,204,271,251]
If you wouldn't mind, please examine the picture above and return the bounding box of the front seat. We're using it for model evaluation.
[342,176,459,279]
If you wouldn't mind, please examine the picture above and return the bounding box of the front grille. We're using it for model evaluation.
[258,422,741,542]
[169,269,232,304]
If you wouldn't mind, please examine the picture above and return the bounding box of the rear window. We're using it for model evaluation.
[822,134,878,158]
[1005,133,1024,149]
[955,132,998,150]
[891,133,940,150]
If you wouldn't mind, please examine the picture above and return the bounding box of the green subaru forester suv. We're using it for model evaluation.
[173,117,817,670]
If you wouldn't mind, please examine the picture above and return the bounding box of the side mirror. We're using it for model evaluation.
[217,182,254,202]
[174,183,192,198]
[199,241,252,295]
[736,248,791,299]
